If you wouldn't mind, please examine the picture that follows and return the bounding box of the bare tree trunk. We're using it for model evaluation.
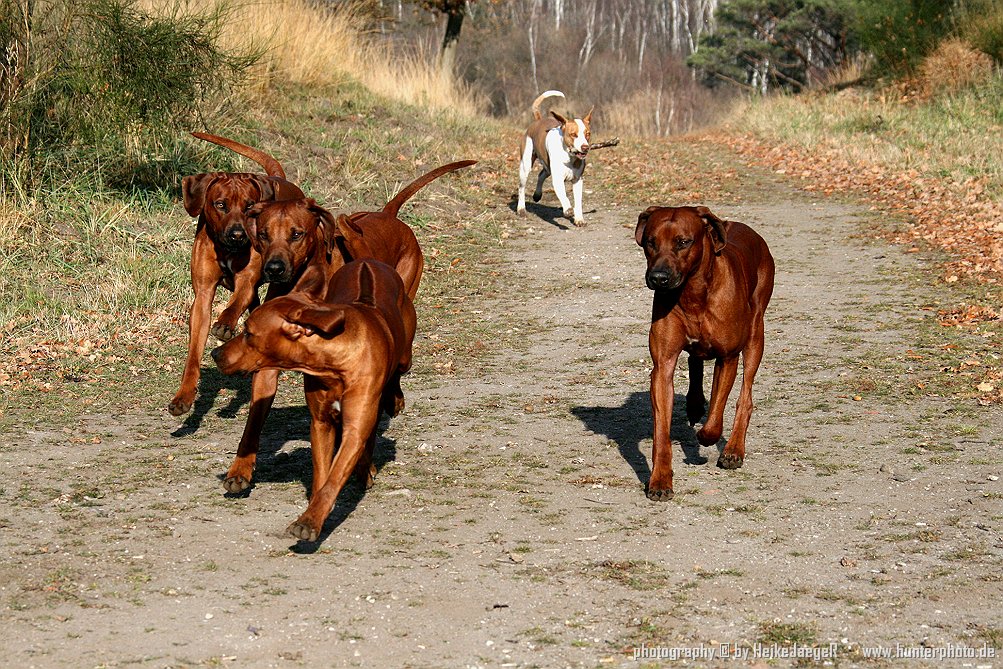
[528,15,538,93]
[439,8,464,81]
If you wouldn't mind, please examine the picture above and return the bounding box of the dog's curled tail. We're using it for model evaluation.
[382,160,477,218]
[531,90,566,120]
[191,131,287,179]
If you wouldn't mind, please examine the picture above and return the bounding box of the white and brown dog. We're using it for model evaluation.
[517,90,593,226]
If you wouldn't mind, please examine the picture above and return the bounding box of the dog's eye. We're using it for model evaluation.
[676,238,694,250]
[645,238,657,250]
[214,201,227,212]
[290,230,304,241]
[258,230,270,241]
[243,201,255,212]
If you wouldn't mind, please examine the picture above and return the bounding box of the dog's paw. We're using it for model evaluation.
[223,475,251,494]
[686,397,706,425]
[168,395,193,416]
[355,463,376,489]
[573,218,586,227]
[532,192,543,203]
[717,452,744,470]
[516,207,526,217]
[563,207,574,219]
[696,425,722,446]
[286,520,319,543]
[645,485,675,502]
[210,322,237,342]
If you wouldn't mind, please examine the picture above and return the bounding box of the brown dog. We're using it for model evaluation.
[212,259,416,541]
[220,160,474,494]
[168,132,304,416]
[635,206,775,500]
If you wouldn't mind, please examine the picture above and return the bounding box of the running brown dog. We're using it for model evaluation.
[635,206,775,501]
[168,132,304,416]
[212,259,416,541]
[221,160,475,494]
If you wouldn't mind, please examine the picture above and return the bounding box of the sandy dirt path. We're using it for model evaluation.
[2,187,1001,668]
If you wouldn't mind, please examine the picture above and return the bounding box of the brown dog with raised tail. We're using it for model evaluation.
[635,206,775,500]
[168,132,304,416]
[220,160,475,495]
[212,259,416,542]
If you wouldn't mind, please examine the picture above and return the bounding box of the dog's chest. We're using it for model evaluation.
[677,310,745,359]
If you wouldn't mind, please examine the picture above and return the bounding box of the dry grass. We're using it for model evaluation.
[728,69,1003,200]
[141,0,485,116]
[916,39,995,98]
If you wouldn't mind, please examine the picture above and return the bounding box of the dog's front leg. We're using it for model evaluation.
[571,175,585,226]
[223,368,279,492]
[212,254,262,342]
[170,240,222,416]
[647,318,686,501]
[551,166,574,221]
[287,387,381,542]
[647,349,678,501]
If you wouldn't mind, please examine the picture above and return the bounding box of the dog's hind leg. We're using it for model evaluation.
[533,163,549,203]
[686,354,706,425]
[697,355,738,449]
[517,138,534,215]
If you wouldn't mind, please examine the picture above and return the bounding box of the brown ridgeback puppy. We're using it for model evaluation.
[212,259,416,542]
[635,206,775,501]
[168,132,304,416]
[221,160,474,494]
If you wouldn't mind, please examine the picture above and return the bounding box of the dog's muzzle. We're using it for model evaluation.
[263,258,291,283]
[645,269,682,292]
[222,224,251,251]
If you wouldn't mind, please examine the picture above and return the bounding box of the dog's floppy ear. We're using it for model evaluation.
[243,201,269,241]
[635,206,662,246]
[249,175,276,202]
[304,200,338,258]
[695,206,727,254]
[335,213,365,239]
[182,173,221,217]
[333,213,375,262]
[550,110,569,125]
[286,306,346,338]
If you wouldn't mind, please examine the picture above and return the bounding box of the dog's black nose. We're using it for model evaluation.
[646,270,677,291]
[224,226,248,248]
[263,258,288,281]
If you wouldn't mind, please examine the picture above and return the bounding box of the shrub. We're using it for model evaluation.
[852,0,956,76]
[0,0,255,198]
[958,0,1003,62]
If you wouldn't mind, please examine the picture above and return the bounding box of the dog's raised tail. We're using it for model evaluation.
[531,90,566,120]
[382,160,477,218]
[357,261,377,307]
[191,131,287,179]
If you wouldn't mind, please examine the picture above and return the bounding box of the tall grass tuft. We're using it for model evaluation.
[147,0,487,116]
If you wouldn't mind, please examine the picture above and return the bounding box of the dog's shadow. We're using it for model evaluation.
[507,197,598,231]
[171,366,252,437]
[571,391,715,485]
[170,367,396,551]
[221,406,399,553]
[508,199,568,230]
